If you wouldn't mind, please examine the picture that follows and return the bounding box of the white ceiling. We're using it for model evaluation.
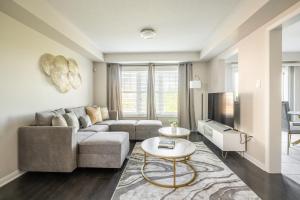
[283,20,300,52]
[47,0,240,53]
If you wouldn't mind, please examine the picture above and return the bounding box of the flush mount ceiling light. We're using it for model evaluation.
[140,28,156,39]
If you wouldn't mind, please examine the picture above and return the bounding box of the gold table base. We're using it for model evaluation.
[141,153,197,188]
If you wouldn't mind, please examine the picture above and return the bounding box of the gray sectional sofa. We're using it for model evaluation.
[19,106,162,173]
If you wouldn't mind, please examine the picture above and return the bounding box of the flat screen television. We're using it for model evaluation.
[208,92,239,128]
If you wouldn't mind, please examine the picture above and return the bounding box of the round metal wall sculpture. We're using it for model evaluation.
[40,54,82,93]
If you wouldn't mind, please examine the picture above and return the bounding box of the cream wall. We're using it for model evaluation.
[93,62,107,107]
[206,26,270,169]
[192,62,209,121]
[207,59,227,93]
[0,12,93,183]
[206,2,300,172]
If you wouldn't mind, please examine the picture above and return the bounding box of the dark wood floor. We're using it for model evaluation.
[0,133,300,200]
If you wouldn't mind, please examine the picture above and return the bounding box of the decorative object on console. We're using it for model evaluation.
[39,53,82,93]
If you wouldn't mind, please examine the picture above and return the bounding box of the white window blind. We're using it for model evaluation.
[121,66,148,117]
[155,66,178,117]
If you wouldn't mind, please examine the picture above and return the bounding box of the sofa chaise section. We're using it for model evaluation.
[109,120,137,140]
[78,132,129,168]
[135,120,163,140]
[19,126,77,172]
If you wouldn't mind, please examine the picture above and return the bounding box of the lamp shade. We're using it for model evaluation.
[190,80,202,89]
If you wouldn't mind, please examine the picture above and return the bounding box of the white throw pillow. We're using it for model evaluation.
[100,107,110,120]
[52,114,68,127]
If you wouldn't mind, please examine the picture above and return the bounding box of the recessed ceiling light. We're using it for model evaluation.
[140,28,156,39]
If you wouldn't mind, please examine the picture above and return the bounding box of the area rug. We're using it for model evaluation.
[111,142,260,200]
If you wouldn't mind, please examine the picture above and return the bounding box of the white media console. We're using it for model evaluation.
[197,120,246,158]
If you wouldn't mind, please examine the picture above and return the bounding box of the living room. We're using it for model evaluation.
[1,0,300,200]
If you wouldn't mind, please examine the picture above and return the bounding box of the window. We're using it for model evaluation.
[155,66,178,117]
[121,66,148,117]
[226,63,239,100]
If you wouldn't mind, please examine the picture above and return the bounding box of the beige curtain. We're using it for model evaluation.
[178,63,195,130]
[107,63,122,119]
[147,64,156,119]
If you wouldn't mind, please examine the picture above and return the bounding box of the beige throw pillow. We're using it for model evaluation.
[52,114,68,127]
[86,106,102,124]
[100,107,109,120]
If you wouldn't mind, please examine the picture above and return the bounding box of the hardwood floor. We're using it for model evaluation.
[0,133,300,200]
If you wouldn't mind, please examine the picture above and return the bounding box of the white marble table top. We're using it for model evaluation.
[141,137,196,159]
[159,127,190,137]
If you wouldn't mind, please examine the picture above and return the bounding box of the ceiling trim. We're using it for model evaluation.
[104,52,201,63]
[0,0,103,61]
[200,0,300,61]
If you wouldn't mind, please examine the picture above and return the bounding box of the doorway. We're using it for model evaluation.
[281,19,300,183]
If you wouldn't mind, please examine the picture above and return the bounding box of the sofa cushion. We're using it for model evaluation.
[110,120,137,126]
[136,120,162,127]
[52,114,68,127]
[65,107,86,119]
[86,106,102,124]
[53,108,66,115]
[79,132,129,154]
[96,120,116,126]
[77,131,96,143]
[79,125,109,132]
[35,111,55,126]
[63,112,80,131]
[110,120,137,140]
[79,115,92,128]
[135,120,163,140]
[78,132,130,168]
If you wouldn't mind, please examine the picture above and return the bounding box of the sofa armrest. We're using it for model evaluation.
[109,110,118,120]
[18,126,77,172]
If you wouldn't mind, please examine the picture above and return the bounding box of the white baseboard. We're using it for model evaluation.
[239,152,266,171]
[0,170,25,188]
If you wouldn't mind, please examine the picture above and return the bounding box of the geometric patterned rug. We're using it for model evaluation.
[111,142,261,200]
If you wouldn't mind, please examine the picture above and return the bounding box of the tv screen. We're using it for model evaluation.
[208,92,238,128]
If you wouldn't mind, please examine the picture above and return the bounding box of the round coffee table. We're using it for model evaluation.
[141,137,196,188]
[159,127,191,140]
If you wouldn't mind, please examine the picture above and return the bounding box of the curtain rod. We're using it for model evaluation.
[225,61,300,65]
[119,63,180,67]
[226,62,238,65]
[282,61,300,64]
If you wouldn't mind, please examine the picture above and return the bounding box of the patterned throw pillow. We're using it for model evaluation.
[86,106,102,124]
[79,115,92,128]
[100,107,110,120]
[63,112,80,131]
[52,114,68,127]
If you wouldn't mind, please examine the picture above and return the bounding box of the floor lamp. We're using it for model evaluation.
[190,80,203,120]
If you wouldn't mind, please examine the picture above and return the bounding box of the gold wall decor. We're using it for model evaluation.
[40,54,82,93]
